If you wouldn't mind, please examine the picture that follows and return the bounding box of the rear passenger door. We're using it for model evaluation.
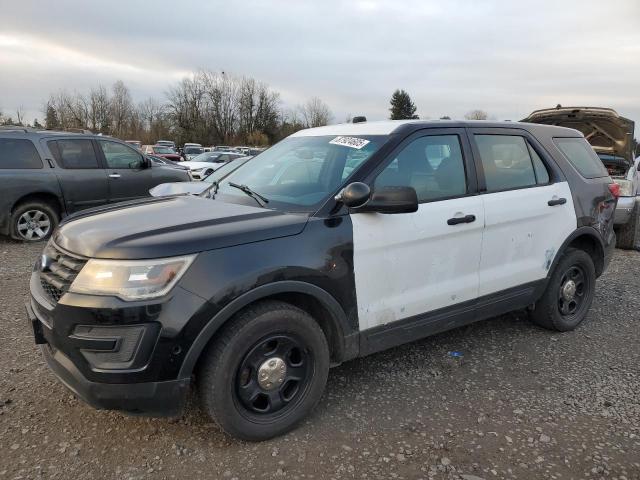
[46,138,109,212]
[468,128,577,296]
[97,140,154,203]
[352,129,484,330]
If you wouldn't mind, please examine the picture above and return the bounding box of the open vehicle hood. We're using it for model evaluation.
[54,196,309,259]
[149,181,211,197]
[522,107,635,165]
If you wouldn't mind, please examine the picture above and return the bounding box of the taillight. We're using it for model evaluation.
[608,183,620,199]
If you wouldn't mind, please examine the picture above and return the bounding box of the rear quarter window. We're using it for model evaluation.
[0,139,43,169]
[553,137,608,179]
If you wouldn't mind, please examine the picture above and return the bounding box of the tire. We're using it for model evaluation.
[197,300,330,441]
[616,199,640,250]
[10,201,59,242]
[529,248,596,332]
[204,169,213,177]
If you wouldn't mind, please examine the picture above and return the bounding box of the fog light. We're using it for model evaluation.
[71,324,158,371]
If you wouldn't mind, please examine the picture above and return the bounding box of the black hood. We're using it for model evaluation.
[54,196,309,259]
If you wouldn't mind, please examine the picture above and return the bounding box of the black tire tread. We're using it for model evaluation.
[197,299,329,440]
[529,248,596,332]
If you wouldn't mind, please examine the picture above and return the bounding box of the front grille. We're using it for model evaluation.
[39,243,87,304]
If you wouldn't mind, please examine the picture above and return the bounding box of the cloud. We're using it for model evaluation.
[1,0,639,127]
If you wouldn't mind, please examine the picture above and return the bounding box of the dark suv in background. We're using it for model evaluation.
[0,127,190,242]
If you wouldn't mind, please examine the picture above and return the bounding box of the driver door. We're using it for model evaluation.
[351,129,484,333]
[97,140,154,203]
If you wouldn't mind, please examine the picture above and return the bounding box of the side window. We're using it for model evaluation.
[475,135,537,192]
[98,140,144,169]
[0,139,42,169]
[49,139,99,169]
[553,137,608,178]
[528,144,550,184]
[374,135,467,203]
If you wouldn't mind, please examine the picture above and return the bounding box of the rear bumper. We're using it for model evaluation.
[614,196,636,225]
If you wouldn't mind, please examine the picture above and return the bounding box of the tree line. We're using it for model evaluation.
[2,70,333,146]
[1,80,496,146]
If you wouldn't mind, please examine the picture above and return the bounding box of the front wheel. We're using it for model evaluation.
[11,201,59,242]
[197,300,330,441]
[529,248,596,331]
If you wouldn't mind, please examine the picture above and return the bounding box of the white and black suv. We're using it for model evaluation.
[27,120,617,441]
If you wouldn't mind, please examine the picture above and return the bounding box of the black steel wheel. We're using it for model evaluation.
[198,300,329,441]
[529,248,596,332]
[235,334,312,417]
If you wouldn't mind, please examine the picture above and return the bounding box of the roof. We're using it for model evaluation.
[290,120,583,137]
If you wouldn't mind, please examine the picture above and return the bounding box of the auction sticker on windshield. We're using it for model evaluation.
[329,136,370,149]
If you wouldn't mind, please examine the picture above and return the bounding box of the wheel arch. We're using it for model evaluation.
[549,227,605,278]
[179,281,357,379]
[11,192,63,217]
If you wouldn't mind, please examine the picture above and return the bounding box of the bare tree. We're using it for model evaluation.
[15,105,25,126]
[110,80,134,138]
[298,97,332,128]
[88,85,110,133]
[464,109,488,120]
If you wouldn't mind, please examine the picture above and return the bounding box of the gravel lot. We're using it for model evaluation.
[1,238,639,480]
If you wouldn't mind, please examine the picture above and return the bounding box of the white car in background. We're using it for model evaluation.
[181,152,246,179]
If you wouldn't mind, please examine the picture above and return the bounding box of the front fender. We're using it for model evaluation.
[179,280,355,378]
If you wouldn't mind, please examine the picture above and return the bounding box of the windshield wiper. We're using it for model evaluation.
[228,182,269,207]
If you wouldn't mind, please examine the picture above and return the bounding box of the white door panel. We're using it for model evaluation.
[352,197,484,331]
[479,182,576,296]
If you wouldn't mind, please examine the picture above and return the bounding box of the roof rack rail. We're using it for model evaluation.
[63,128,94,134]
[0,125,33,133]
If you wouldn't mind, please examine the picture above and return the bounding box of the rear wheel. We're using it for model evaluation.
[529,248,596,331]
[197,300,330,441]
[11,201,59,242]
[616,199,640,250]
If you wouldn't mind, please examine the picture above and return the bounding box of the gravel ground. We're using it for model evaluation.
[0,238,639,480]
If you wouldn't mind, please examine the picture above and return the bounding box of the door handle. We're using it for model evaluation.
[447,214,476,225]
[548,197,567,206]
[108,173,121,179]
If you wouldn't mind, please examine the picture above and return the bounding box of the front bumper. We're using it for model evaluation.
[26,259,215,415]
[27,300,190,415]
[614,196,637,225]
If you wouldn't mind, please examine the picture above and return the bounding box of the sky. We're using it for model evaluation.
[1,0,639,127]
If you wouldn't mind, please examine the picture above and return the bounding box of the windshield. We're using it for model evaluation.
[192,152,222,163]
[153,146,173,154]
[217,135,387,211]
[203,156,251,183]
[185,147,204,154]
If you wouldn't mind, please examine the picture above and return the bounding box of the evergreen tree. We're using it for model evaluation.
[389,89,419,120]
[45,103,60,130]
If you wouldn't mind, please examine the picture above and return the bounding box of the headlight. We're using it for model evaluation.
[69,255,195,300]
[613,179,633,197]
[191,168,203,173]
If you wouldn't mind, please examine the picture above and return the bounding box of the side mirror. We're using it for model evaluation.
[142,157,152,169]
[358,186,418,214]
[336,182,371,208]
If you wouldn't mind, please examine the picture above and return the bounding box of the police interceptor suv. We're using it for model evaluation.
[27,120,617,441]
